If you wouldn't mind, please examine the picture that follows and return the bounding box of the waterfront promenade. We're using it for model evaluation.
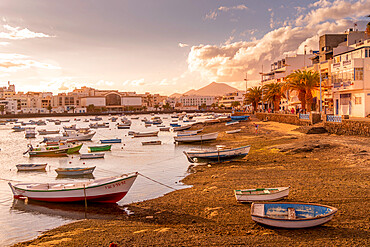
[14,117,369,246]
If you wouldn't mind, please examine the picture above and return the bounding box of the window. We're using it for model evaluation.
[354,68,364,80]
[355,97,362,105]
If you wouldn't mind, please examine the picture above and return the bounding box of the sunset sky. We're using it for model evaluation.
[0,0,369,95]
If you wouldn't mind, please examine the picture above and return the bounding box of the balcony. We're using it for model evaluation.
[332,80,364,91]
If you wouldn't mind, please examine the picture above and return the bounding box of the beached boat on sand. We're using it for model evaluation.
[173,125,192,132]
[234,187,290,202]
[16,163,47,171]
[9,172,138,203]
[174,132,218,143]
[183,145,250,162]
[80,153,105,159]
[55,166,96,176]
[250,202,337,228]
[226,129,241,134]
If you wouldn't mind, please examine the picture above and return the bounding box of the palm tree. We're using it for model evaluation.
[284,70,319,111]
[263,82,285,111]
[245,86,262,112]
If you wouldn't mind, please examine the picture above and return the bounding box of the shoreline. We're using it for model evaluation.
[13,118,370,246]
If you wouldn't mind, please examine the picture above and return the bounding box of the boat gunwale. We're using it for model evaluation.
[185,145,250,155]
[235,186,289,195]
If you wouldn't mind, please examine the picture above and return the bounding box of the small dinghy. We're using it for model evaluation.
[100,138,122,144]
[184,145,250,163]
[80,153,105,159]
[142,140,162,145]
[251,202,337,228]
[225,121,239,126]
[159,127,170,131]
[88,144,112,152]
[16,163,47,171]
[174,132,218,143]
[234,187,290,202]
[226,129,241,134]
[55,166,96,176]
[133,131,159,137]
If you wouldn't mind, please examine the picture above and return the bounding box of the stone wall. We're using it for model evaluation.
[255,113,311,126]
[324,120,370,137]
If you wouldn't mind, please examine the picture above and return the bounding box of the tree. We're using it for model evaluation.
[200,103,207,110]
[142,105,147,112]
[69,106,75,113]
[285,70,319,111]
[263,82,285,111]
[0,105,4,115]
[154,104,159,111]
[163,102,171,111]
[245,86,262,112]
[47,105,52,113]
[87,104,95,113]
[231,101,240,109]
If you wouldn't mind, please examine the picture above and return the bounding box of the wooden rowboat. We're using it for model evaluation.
[159,127,170,131]
[183,145,250,163]
[133,131,159,137]
[142,140,162,145]
[80,153,105,159]
[225,121,239,126]
[100,138,122,144]
[234,187,290,202]
[16,163,47,171]
[9,172,138,203]
[226,129,241,134]
[55,166,96,176]
[251,202,337,228]
[88,144,112,152]
[174,132,218,143]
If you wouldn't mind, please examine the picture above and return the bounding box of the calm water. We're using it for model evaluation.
[0,114,203,246]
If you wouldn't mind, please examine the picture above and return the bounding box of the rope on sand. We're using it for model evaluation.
[137,172,178,191]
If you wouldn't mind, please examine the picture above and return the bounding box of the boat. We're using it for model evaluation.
[225,121,239,126]
[16,163,47,171]
[130,116,139,120]
[54,120,61,125]
[183,145,250,162]
[8,172,138,203]
[159,127,170,131]
[12,125,25,132]
[63,124,77,130]
[88,144,112,152]
[144,124,151,127]
[25,128,36,138]
[173,125,192,131]
[100,138,122,144]
[43,130,96,142]
[176,129,203,137]
[174,132,218,143]
[80,153,105,159]
[133,131,159,137]
[89,122,109,128]
[55,166,96,176]
[90,116,103,121]
[226,129,241,134]
[234,187,290,202]
[142,140,162,145]
[250,202,338,228]
[230,115,249,121]
[38,129,60,135]
[117,124,130,129]
[128,131,139,135]
[170,123,181,127]
[24,143,83,157]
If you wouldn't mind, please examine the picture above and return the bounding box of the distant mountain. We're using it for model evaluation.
[184,82,238,96]
[169,93,182,98]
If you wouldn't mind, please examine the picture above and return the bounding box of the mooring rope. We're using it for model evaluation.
[137,172,177,191]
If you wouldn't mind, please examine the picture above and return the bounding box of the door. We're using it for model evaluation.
[335,99,339,115]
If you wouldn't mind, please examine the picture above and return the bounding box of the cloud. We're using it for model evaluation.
[204,4,248,20]
[0,24,53,40]
[188,0,368,85]
[0,53,60,72]
[0,41,9,46]
[122,78,145,87]
[95,80,115,86]
[178,42,189,48]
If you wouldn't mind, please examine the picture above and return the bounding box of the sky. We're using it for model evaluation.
[0,0,369,95]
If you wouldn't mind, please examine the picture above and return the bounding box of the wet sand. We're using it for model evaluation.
[14,117,370,246]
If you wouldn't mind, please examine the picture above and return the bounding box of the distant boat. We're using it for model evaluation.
[12,126,25,132]
[88,144,112,152]
[234,187,290,202]
[177,129,203,137]
[63,124,77,130]
[131,116,139,120]
[225,121,239,126]
[142,140,162,145]
[170,123,181,127]
[16,163,47,171]
[183,145,250,163]
[80,153,105,159]
[100,138,122,144]
[8,172,138,203]
[230,115,249,121]
[25,128,36,138]
[90,116,103,121]
[250,202,337,228]
[89,122,109,128]
[55,166,96,176]
[226,129,241,134]
[159,127,170,131]
[43,130,96,142]
[173,125,192,131]
[128,130,139,135]
[38,129,60,135]
[25,143,83,157]
[133,131,159,137]
[117,124,130,129]
[174,132,218,143]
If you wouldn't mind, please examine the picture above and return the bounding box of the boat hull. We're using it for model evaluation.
[9,173,137,203]
[235,187,289,202]
[174,132,218,143]
[55,167,95,176]
[88,145,112,152]
[100,139,122,143]
[16,164,47,171]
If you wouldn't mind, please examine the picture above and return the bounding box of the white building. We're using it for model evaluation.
[81,97,106,107]
[0,98,17,114]
[218,91,245,108]
[179,95,215,108]
[331,39,370,117]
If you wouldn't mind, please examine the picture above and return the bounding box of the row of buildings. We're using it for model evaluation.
[262,24,370,117]
[0,83,245,114]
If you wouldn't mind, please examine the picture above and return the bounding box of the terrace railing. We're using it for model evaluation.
[299,113,310,120]
[326,115,342,123]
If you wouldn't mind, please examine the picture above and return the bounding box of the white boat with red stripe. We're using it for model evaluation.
[8,172,138,203]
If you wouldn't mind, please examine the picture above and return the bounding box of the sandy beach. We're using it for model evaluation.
[13,117,370,246]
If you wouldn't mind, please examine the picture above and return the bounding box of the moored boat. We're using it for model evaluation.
[234,187,290,202]
[12,125,25,132]
[55,166,96,176]
[173,125,192,132]
[142,140,162,145]
[25,128,36,138]
[133,131,159,137]
[230,115,249,121]
[174,132,218,143]
[80,153,105,159]
[225,121,239,126]
[226,129,241,134]
[25,143,83,157]
[16,163,47,171]
[183,145,250,162]
[38,129,60,135]
[159,127,170,131]
[88,144,112,152]
[43,130,96,142]
[250,202,337,228]
[100,138,122,144]
[8,172,138,203]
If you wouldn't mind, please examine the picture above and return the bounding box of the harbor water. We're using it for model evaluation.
[0,114,202,246]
